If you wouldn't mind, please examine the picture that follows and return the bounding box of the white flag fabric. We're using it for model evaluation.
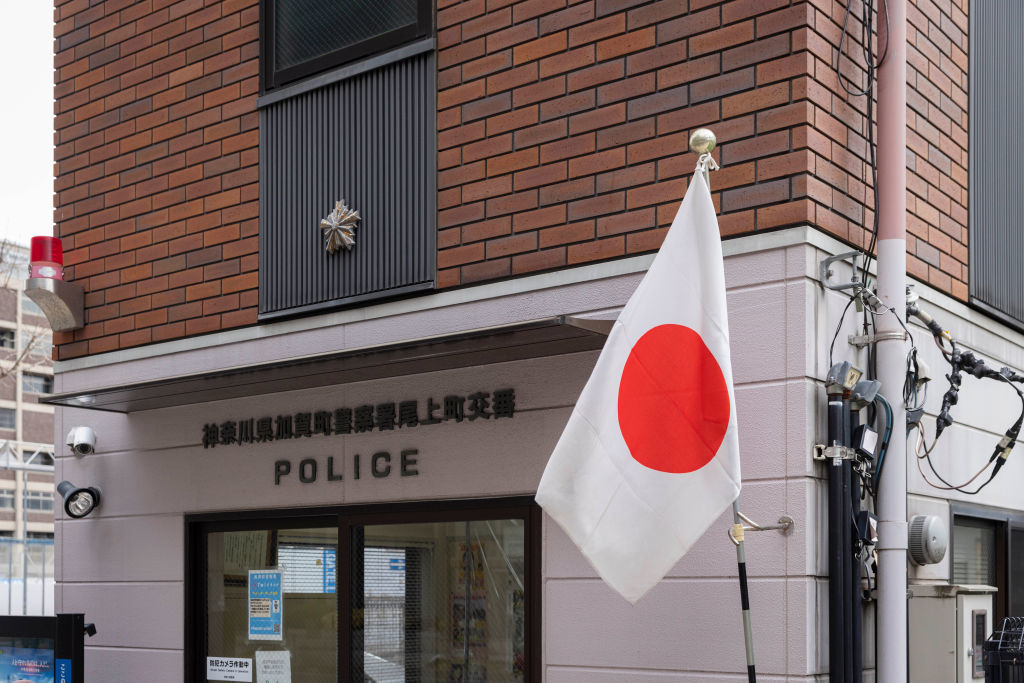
[536,169,741,604]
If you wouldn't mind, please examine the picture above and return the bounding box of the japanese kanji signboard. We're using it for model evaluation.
[201,388,517,449]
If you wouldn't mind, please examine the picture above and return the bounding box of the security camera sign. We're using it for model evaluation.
[207,657,252,682]
[248,570,283,641]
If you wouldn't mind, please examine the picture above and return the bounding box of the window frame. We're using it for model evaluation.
[22,490,54,513]
[951,504,1024,626]
[21,373,52,395]
[185,496,542,683]
[259,0,433,93]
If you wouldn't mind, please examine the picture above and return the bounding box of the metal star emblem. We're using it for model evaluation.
[320,199,360,253]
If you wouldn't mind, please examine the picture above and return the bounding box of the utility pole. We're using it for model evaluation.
[874,0,908,681]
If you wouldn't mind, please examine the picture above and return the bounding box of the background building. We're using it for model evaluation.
[45,0,1023,679]
[0,243,55,615]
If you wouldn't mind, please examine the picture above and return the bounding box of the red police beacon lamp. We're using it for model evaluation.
[24,235,83,331]
[29,236,64,280]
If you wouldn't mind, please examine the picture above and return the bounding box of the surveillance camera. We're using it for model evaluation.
[66,426,96,456]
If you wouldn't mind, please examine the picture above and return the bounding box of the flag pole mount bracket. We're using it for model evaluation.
[848,330,908,348]
[728,511,795,546]
[820,250,865,292]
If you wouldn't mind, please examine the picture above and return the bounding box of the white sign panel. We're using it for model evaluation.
[255,650,291,683]
[249,569,284,641]
[207,657,253,682]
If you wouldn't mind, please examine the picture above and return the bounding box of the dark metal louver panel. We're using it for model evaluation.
[259,51,436,319]
[970,1,1024,327]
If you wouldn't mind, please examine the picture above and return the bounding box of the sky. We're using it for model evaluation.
[0,2,54,249]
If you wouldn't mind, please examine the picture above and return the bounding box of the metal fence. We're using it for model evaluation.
[0,538,54,616]
[985,617,1024,682]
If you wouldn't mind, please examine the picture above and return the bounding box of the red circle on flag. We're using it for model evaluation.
[617,324,731,473]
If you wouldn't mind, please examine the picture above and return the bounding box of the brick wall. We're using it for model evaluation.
[435,0,971,296]
[800,0,968,298]
[906,0,968,298]
[53,0,259,360]
[52,0,971,361]
[435,0,821,287]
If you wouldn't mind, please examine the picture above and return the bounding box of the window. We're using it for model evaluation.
[953,517,998,586]
[0,409,14,430]
[21,373,52,395]
[22,491,53,512]
[0,491,13,510]
[189,499,539,682]
[952,511,1024,624]
[0,330,13,350]
[262,0,432,91]
[1013,529,1024,617]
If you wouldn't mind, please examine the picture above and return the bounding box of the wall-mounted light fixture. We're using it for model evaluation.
[57,481,100,518]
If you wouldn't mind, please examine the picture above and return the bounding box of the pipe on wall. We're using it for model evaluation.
[874,0,909,680]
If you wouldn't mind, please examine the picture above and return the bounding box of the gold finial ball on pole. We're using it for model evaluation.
[688,128,716,155]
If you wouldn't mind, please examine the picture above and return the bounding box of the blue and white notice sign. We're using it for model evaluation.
[56,659,71,683]
[323,549,336,594]
[249,569,283,641]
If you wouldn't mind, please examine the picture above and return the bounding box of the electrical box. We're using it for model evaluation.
[908,584,994,683]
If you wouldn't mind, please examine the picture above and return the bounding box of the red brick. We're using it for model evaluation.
[439,243,485,269]
[539,45,595,78]
[568,60,623,92]
[657,7,719,43]
[461,258,511,283]
[512,247,567,274]
[568,14,624,47]
[567,236,624,264]
[462,217,512,243]
[513,32,567,65]
[487,148,539,176]
[569,148,625,178]
[569,191,622,220]
[538,132,596,165]
[485,232,537,258]
[487,22,538,52]
[539,220,595,247]
[514,162,568,190]
[485,189,539,216]
[596,27,655,61]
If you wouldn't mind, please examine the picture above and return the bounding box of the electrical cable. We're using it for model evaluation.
[870,393,893,494]
[829,295,857,370]
[905,303,1024,494]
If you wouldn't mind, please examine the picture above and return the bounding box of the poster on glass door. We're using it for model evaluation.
[248,569,283,641]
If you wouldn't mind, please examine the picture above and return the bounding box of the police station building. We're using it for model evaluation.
[46,0,1024,680]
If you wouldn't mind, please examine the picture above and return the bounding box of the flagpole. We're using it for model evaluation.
[731,500,757,683]
[690,128,757,683]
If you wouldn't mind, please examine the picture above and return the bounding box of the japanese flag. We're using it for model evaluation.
[536,169,741,604]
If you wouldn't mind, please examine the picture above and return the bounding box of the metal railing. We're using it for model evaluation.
[0,538,54,616]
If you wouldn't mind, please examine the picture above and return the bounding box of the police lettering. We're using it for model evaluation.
[273,450,419,485]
